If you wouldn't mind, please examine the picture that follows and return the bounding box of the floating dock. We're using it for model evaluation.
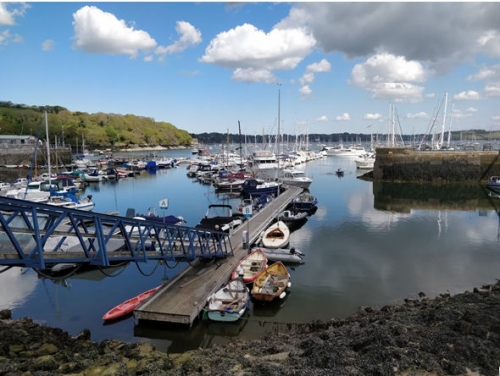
[134,186,302,326]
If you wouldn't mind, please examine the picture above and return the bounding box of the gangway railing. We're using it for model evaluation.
[0,196,233,269]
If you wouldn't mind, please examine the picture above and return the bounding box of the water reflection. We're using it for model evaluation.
[373,181,496,212]
[0,267,37,310]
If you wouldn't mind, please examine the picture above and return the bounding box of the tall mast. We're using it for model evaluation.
[447,102,454,148]
[439,92,448,149]
[238,120,243,169]
[277,83,281,157]
[44,111,51,183]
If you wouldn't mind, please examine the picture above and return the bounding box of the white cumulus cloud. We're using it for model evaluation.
[484,83,500,97]
[336,113,351,121]
[232,68,275,84]
[299,58,331,96]
[476,30,500,57]
[452,109,473,119]
[72,6,156,56]
[453,90,480,101]
[0,3,29,26]
[364,113,382,120]
[350,53,427,102]
[407,112,428,119]
[155,21,201,58]
[200,23,316,83]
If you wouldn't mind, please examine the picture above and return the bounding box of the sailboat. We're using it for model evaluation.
[11,112,96,210]
[74,133,94,168]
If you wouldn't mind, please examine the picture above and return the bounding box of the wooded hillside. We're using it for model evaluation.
[0,102,192,148]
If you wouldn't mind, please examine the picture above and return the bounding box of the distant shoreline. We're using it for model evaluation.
[115,145,190,153]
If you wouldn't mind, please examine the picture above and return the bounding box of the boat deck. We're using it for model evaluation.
[134,185,302,325]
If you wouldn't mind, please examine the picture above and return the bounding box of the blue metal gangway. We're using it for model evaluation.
[0,196,233,269]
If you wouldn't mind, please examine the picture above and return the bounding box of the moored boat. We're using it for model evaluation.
[231,248,268,283]
[279,169,313,189]
[205,278,250,322]
[240,178,282,198]
[277,210,308,231]
[485,176,500,193]
[355,153,375,170]
[252,246,305,264]
[287,192,318,212]
[261,221,290,249]
[102,285,161,321]
[129,206,185,226]
[251,261,291,302]
[47,190,95,211]
[196,204,246,233]
[83,168,103,182]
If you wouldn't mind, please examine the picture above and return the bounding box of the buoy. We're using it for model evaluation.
[288,282,292,288]
[279,291,287,299]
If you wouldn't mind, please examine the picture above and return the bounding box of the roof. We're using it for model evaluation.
[0,135,36,140]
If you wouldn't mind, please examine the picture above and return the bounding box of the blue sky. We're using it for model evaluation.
[1,2,500,137]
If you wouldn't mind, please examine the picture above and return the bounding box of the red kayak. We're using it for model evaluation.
[102,286,161,321]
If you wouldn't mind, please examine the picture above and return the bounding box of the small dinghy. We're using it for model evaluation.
[231,248,268,283]
[206,279,250,322]
[261,221,290,249]
[251,261,291,302]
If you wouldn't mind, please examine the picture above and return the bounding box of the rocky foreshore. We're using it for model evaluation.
[1,281,500,376]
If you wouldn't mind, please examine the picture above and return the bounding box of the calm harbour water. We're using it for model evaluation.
[2,147,500,353]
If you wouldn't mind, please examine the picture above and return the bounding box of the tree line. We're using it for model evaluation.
[1,102,497,149]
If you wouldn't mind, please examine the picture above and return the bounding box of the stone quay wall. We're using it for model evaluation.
[373,147,500,182]
[0,146,72,167]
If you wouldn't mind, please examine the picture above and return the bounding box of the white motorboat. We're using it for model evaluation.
[83,168,103,182]
[279,169,313,189]
[46,192,95,211]
[326,144,366,157]
[355,153,375,170]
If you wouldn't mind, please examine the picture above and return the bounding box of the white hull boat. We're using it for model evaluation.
[260,221,290,249]
[279,169,313,189]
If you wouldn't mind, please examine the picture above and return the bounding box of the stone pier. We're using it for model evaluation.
[372,148,500,182]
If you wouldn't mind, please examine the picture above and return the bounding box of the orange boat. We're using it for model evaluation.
[251,261,290,302]
[102,286,161,321]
